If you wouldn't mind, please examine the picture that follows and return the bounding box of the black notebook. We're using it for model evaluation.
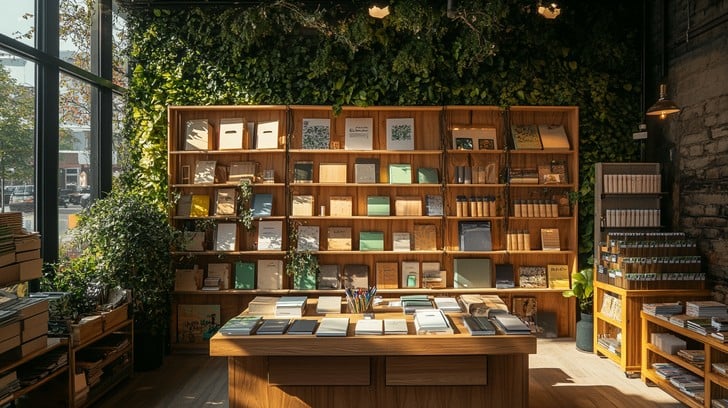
[256,318,291,335]
[287,319,318,335]
[463,316,497,336]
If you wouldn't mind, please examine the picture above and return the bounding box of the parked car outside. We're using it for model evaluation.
[8,185,34,212]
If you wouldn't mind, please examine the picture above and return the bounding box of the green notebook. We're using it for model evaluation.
[367,196,390,216]
[234,261,256,289]
[359,231,385,251]
[389,164,412,184]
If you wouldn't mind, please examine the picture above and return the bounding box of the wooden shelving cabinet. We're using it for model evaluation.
[641,311,728,407]
[167,105,580,349]
[0,338,69,407]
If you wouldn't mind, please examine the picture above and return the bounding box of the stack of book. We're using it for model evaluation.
[218,315,263,336]
[712,362,728,377]
[597,336,621,355]
[668,373,704,401]
[491,313,531,335]
[711,331,728,343]
[457,294,509,317]
[712,316,728,332]
[275,296,307,318]
[316,317,350,337]
[668,314,691,328]
[713,399,728,408]
[400,295,434,315]
[686,318,714,335]
[316,296,342,314]
[652,362,689,380]
[247,296,278,315]
[642,302,683,317]
[462,316,496,336]
[677,349,705,368]
[433,297,462,312]
[413,309,453,335]
[685,300,728,318]
[354,319,383,335]
[383,319,408,335]
[651,332,686,354]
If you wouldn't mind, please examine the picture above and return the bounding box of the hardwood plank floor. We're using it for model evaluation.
[94,339,684,408]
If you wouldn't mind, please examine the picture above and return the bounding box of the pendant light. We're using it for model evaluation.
[646,84,680,119]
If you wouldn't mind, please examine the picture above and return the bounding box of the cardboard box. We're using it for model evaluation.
[21,311,49,343]
[101,303,129,332]
[0,334,20,355]
[14,235,40,252]
[15,249,40,263]
[21,334,47,356]
[0,263,19,285]
[72,315,103,346]
[19,258,43,281]
[0,322,20,343]
[0,253,15,268]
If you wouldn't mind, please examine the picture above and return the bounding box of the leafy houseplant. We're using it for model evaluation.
[563,267,594,315]
[285,222,319,290]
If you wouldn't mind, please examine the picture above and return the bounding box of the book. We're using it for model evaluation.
[354,158,379,183]
[214,223,237,251]
[355,319,383,335]
[366,196,390,216]
[255,120,279,149]
[511,124,542,150]
[458,221,492,251]
[425,195,444,216]
[319,163,347,183]
[453,258,492,288]
[422,262,445,288]
[316,296,342,313]
[400,295,433,314]
[342,264,369,289]
[392,232,411,252]
[194,160,216,184]
[326,226,352,251]
[175,267,203,291]
[375,262,399,289]
[417,167,439,184]
[547,264,570,289]
[181,231,205,251]
[251,193,273,217]
[394,196,422,216]
[184,119,209,150]
[287,319,318,335]
[359,231,384,251]
[256,259,283,290]
[207,263,231,289]
[218,117,245,150]
[492,313,531,335]
[413,224,437,251]
[177,304,220,343]
[190,194,210,217]
[512,296,538,333]
[434,297,462,312]
[383,318,408,335]
[538,124,570,150]
[218,315,262,336]
[401,261,420,288]
[257,220,283,250]
[291,194,314,216]
[177,194,192,217]
[301,118,330,149]
[275,296,307,318]
[344,117,374,150]
[386,118,415,150]
[247,296,278,315]
[452,127,497,151]
[495,264,515,289]
[256,318,291,335]
[453,136,473,150]
[234,261,255,289]
[388,163,412,184]
[215,188,237,216]
[518,266,547,288]
[541,228,561,251]
[297,225,320,251]
[293,161,314,183]
[463,316,497,335]
[414,309,453,335]
[329,196,353,217]
[316,317,349,337]
[228,161,256,183]
[317,264,340,289]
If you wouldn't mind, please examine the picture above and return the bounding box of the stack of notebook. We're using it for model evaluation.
[218,315,263,336]
[413,309,453,335]
[316,317,350,337]
[355,319,383,335]
[275,296,307,318]
[491,314,531,335]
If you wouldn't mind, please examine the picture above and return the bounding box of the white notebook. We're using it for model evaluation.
[355,319,383,335]
[316,317,350,337]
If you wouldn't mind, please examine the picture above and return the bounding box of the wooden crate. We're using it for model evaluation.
[71,315,103,346]
[101,303,129,331]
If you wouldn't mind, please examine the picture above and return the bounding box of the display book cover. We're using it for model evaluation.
[218,315,263,336]
[458,221,492,251]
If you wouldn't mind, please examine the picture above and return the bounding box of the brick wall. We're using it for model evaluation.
[654,0,728,279]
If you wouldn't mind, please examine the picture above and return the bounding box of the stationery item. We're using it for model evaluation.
[228,161,256,183]
[345,286,377,314]
[386,118,415,150]
[293,161,314,183]
[215,188,237,216]
[453,258,492,288]
[538,124,570,150]
[256,259,283,290]
[251,193,273,217]
[255,120,279,149]
[234,261,255,289]
[329,196,353,217]
[401,261,420,288]
[316,317,350,337]
[433,297,462,312]
[287,319,318,335]
[327,227,352,251]
[547,264,570,289]
[388,164,412,184]
[417,167,439,184]
[492,313,531,335]
[463,316,497,336]
[383,318,408,335]
[275,296,308,318]
[355,319,383,335]
[342,264,369,289]
[184,119,209,150]
[207,263,231,289]
[359,231,384,251]
[214,223,237,251]
[218,118,245,150]
[319,163,347,183]
[291,195,314,216]
[256,318,291,335]
[375,262,399,289]
[413,309,453,335]
[317,265,341,289]
[257,221,283,250]
[194,160,217,184]
[413,224,437,251]
[316,295,342,313]
[247,296,278,315]
[218,315,263,336]
[511,124,542,150]
[354,158,379,183]
[301,118,331,149]
[366,196,390,216]
[297,225,320,251]
[344,117,374,150]
[392,232,411,252]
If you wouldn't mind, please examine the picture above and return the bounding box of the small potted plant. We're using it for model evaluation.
[563,267,594,352]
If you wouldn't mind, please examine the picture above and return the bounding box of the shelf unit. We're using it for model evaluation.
[641,311,728,407]
[0,338,69,407]
[167,105,579,348]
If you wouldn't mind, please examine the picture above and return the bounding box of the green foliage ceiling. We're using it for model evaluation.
[122,0,642,265]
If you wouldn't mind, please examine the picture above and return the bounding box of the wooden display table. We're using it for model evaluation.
[210,306,536,408]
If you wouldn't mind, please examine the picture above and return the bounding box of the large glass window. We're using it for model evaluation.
[0,56,36,230]
[0,1,35,47]
[60,0,93,71]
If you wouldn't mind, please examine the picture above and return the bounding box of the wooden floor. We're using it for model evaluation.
[95,338,684,408]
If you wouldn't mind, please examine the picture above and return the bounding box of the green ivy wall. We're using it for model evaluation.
[122,0,642,266]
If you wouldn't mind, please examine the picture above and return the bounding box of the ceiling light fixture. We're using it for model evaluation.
[368,3,390,19]
[537,2,561,19]
[646,84,680,119]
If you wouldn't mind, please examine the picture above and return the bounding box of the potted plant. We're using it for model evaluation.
[53,186,178,370]
[285,222,319,290]
[563,267,594,352]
